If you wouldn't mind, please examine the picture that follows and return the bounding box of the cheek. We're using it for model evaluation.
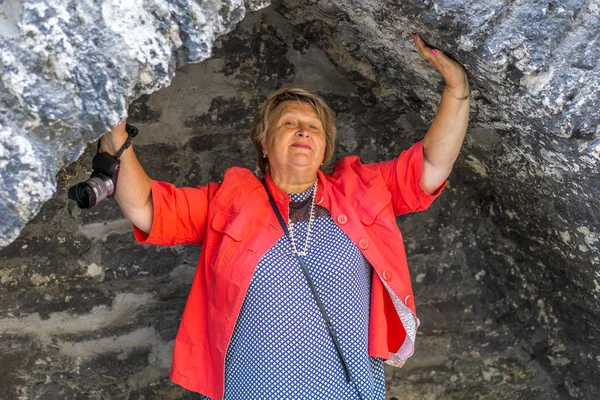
[264,132,278,151]
[317,137,327,157]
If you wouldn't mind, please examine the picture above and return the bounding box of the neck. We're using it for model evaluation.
[269,169,317,194]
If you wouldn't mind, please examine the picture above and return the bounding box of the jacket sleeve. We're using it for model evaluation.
[377,140,446,215]
[132,180,220,246]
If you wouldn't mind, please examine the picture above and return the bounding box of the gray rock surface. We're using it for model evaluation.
[276,0,600,266]
[0,1,599,399]
[0,0,269,249]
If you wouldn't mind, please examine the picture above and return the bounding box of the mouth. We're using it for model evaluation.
[292,143,312,150]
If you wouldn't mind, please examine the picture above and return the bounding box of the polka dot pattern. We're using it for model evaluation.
[219,187,386,400]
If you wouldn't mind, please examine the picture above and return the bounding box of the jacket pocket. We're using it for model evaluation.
[208,211,250,271]
[356,184,402,245]
[211,210,250,241]
[357,183,392,225]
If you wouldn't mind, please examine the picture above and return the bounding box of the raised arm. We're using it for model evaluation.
[100,119,154,233]
[412,33,470,194]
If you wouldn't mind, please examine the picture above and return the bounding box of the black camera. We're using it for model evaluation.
[68,152,120,209]
[68,124,138,209]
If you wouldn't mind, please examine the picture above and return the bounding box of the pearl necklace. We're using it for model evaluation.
[288,179,318,257]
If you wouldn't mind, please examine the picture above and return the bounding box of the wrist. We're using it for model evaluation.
[100,133,128,155]
[445,76,469,96]
[444,85,470,101]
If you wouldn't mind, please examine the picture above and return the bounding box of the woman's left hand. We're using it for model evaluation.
[412,33,469,97]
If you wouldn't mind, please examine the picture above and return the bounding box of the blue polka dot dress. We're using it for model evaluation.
[215,185,385,399]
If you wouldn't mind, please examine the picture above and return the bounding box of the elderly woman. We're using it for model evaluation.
[101,34,469,400]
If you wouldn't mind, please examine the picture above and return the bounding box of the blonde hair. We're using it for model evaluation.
[250,87,336,174]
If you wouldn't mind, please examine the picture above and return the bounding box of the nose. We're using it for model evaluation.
[296,124,311,138]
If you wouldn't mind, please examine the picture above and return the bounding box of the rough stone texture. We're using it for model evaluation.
[0,2,599,400]
[276,0,600,265]
[0,0,269,249]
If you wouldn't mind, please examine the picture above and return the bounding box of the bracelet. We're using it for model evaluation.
[444,85,470,100]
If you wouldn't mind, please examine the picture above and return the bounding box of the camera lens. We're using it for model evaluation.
[68,184,95,209]
[68,175,114,209]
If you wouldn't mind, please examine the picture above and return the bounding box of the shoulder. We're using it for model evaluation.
[324,156,386,198]
[222,166,259,183]
[330,155,382,182]
[210,166,263,208]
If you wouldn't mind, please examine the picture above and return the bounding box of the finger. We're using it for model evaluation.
[413,34,451,70]
[430,49,454,71]
[429,49,447,72]
[415,39,446,73]
[421,42,453,77]
[412,33,435,61]
[412,34,469,87]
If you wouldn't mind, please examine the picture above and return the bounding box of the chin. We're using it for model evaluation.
[289,163,318,169]
[287,156,317,167]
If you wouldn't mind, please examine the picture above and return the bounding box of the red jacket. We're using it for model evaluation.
[134,141,444,400]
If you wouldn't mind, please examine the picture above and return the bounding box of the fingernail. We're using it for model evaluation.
[431,49,438,55]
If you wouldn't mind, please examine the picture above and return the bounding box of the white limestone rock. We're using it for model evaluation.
[0,0,269,248]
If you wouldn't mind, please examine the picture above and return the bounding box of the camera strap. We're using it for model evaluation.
[96,124,139,160]
[261,179,353,384]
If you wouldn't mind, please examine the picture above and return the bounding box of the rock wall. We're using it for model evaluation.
[0,0,268,249]
[276,0,600,267]
[1,1,599,399]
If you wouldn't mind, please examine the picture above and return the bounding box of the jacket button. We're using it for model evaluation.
[315,195,324,205]
[359,239,369,249]
[404,295,414,306]
[382,270,392,281]
[337,214,348,224]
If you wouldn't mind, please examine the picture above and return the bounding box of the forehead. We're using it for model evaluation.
[273,100,320,120]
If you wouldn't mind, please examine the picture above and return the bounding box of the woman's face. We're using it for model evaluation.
[262,100,326,177]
